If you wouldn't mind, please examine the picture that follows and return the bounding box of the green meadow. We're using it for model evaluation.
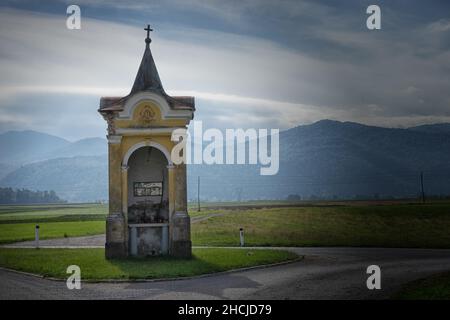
[1,201,450,248]
[0,204,106,243]
[2,201,450,284]
[192,202,450,248]
[0,247,297,280]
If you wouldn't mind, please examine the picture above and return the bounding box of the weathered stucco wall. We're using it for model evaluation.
[103,93,193,258]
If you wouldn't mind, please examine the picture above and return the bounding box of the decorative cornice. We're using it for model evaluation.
[115,127,183,136]
[102,112,117,135]
[107,135,122,144]
[118,92,193,120]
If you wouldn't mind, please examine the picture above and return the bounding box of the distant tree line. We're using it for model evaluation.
[285,193,450,202]
[0,187,64,204]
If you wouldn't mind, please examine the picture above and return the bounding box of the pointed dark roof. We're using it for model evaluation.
[130,27,165,94]
[98,25,195,113]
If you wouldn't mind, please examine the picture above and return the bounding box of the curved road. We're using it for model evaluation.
[1,247,450,300]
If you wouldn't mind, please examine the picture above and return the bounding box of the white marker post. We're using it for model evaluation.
[239,228,245,247]
[35,224,40,249]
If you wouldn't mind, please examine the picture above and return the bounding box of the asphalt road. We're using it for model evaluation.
[1,247,450,300]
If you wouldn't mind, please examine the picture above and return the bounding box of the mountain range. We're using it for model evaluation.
[1,120,449,202]
[0,131,107,202]
[0,130,107,165]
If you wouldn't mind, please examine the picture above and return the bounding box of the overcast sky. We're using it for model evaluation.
[0,0,449,140]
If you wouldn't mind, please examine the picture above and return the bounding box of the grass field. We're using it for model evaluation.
[0,204,106,223]
[0,204,107,243]
[0,247,297,280]
[393,272,450,299]
[2,201,450,248]
[192,202,450,247]
[0,221,105,244]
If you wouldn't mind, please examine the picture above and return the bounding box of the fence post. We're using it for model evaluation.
[35,225,40,249]
[239,228,245,247]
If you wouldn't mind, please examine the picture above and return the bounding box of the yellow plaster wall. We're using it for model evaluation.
[108,143,122,214]
[106,95,192,230]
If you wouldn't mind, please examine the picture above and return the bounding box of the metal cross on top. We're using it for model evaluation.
[144,24,153,43]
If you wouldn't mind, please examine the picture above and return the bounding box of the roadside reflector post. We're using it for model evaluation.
[35,224,40,249]
[239,228,245,247]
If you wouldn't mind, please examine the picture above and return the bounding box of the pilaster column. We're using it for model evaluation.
[167,164,176,218]
[107,135,122,215]
[105,134,126,259]
[121,165,129,216]
[170,163,191,258]
[174,163,188,215]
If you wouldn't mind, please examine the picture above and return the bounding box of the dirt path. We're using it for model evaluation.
[1,234,105,248]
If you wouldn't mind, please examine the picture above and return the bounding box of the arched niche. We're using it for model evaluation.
[126,146,169,223]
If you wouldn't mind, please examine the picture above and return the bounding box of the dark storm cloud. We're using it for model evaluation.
[0,0,449,139]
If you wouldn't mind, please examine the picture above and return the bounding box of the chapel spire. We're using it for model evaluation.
[130,24,164,94]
